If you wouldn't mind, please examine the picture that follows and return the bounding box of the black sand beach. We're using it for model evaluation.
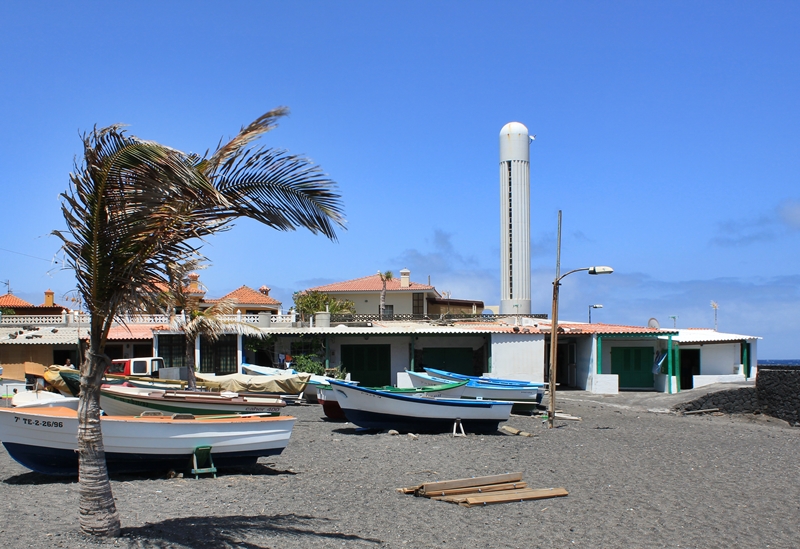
[1,388,798,548]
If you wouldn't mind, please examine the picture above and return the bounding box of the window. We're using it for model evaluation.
[413,293,424,315]
[131,360,147,375]
[157,335,186,369]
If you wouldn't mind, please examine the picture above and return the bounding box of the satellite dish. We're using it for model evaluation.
[647,318,660,329]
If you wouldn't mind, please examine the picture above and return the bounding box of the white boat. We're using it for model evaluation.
[11,391,79,410]
[241,363,298,376]
[329,380,512,433]
[99,385,285,416]
[0,405,295,476]
[407,370,544,412]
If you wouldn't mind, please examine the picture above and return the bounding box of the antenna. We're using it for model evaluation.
[711,301,719,331]
[669,315,678,328]
[647,318,660,329]
[1,280,9,294]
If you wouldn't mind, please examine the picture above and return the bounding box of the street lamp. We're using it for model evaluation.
[588,304,603,323]
[547,211,613,429]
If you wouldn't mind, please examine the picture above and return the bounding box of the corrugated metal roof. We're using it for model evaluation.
[0,326,83,345]
[672,329,761,343]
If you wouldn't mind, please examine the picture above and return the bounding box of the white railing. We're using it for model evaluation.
[0,311,296,327]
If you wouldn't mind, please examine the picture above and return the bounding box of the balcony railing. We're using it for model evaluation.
[330,312,548,323]
[0,311,296,327]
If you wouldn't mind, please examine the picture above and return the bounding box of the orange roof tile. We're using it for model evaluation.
[307,273,435,293]
[0,293,35,307]
[106,325,157,340]
[208,285,281,306]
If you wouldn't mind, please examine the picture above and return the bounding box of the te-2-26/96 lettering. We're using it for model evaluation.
[14,416,64,428]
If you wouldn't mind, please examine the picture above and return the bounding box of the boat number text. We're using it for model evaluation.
[14,416,64,428]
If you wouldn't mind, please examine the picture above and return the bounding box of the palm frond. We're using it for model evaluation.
[53,127,227,330]
[203,107,289,174]
[210,146,346,239]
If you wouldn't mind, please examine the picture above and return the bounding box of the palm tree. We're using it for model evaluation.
[54,109,345,537]
[378,270,393,320]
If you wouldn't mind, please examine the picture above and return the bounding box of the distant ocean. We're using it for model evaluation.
[758,359,800,366]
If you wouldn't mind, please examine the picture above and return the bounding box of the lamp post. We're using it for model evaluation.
[548,210,613,429]
[588,304,603,323]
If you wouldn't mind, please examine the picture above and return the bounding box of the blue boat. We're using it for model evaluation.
[423,367,544,387]
[409,370,544,412]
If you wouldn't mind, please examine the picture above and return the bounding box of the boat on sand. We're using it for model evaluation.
[99,385,285,416]
[328,379,511,433]
[0,406,295,476]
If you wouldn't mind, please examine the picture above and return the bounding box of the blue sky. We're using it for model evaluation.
[1,2,798,358]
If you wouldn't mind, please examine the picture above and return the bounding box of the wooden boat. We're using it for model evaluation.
[60,369,303,404]
[423,367,545,387]
[328,380,512,434]
[99,385,285,416]
[407,370,544,412]
[0,406,295,476]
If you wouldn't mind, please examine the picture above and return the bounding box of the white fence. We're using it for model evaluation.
[0,311,295,327]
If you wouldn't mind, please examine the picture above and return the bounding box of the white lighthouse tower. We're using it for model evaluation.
[499,122,531,315]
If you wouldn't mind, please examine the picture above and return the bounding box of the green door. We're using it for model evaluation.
[611,347,654,389]
[340,344,391,387]
[422,348,475,376]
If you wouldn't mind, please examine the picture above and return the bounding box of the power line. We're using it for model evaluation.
[0,246,59,264]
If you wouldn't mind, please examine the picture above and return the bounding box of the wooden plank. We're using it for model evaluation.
[554,413,581,421]
[418,472,523,496]
[425,481,528,498]
[683,408,719,415]
[500,425,521,435]
[458,487,569,507]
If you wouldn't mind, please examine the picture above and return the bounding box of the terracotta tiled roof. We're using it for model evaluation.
[307,274,435,293]
[106,324,158,340]
[207,285,281,306]
[0,293,35,307]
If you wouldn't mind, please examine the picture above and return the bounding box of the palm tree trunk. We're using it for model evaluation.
[77,341,120,536]
[185,334,198,391]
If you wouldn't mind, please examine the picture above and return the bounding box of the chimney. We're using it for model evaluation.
[400,268,411,288]
[186,273,206,311]
[259,286,270,296]
[44,289,55,307]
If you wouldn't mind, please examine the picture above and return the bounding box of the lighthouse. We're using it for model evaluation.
[499,122,531,315]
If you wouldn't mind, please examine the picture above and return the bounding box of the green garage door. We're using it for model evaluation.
[611,347,654,389]
[340,344,391,387]
[422,348,475,376]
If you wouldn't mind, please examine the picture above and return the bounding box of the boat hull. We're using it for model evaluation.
[407,370,543,411]
[0,406,295,476]
[99,386,285,417]
[317,385,346,420]
[329,380,511,434]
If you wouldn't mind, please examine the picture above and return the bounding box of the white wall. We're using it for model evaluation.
[682,343,741,376]
[489,334,545,383]
[573,337,596,390]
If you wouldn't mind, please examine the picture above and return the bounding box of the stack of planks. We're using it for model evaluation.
[398,472,568,507]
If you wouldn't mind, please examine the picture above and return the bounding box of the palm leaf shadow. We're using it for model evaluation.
[122,513,383,548]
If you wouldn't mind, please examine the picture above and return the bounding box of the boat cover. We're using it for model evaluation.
[195,372,311,394]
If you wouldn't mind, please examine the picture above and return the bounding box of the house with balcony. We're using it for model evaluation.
[303,269,484,319]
